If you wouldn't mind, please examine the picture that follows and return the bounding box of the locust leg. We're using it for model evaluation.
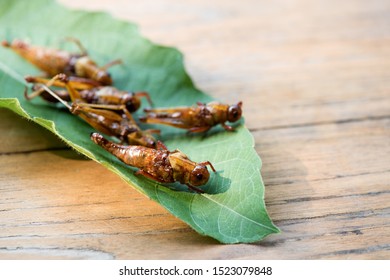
[24,85,70,103]
[71,103,124,136]
[221,123,234,131]
[77,102,139,124]
[199,161,216,172]
[143,107,188,114]
[54,73,85,102]
[72,103,124,122]
[134,91,153,107]
[119,106,136,123]
[24,74,97,104]
[24,74,66,100]
[25,75,100,90]
[144,129,161,135]
[77,102,159,148]
[26,83,72,111]
[141,107,200,130]
[156,140,168,151]
[64,37,88,56]
[139,115,191,130]
[24,85,46,101]
[100,59,122,71]
[186,184,205,194]
[135,170,166,183]
[188,126,211,133]
[75,102,126,111]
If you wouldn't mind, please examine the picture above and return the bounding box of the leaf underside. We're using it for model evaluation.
[0,0,279,243]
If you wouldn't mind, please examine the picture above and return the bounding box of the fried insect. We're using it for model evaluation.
[26,83,158,148]
[140,101,243,133]
[2,38,120,85]
[91,132,216,193]
[25,75,152,113]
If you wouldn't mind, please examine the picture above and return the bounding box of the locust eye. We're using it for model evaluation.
[125,93,141,113]
[190,165,210,187]
[227,103,242,122]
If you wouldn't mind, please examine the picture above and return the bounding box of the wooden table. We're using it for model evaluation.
[0,0,389,259]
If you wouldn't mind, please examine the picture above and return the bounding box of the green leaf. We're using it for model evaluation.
[0,0,279,243]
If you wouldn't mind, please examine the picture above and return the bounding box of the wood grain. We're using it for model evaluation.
[0,0,389,259]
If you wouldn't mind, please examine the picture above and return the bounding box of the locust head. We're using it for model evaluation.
[189,164,211,187]
[123,91,152,113]
[227,101,243,123]
[122,93,142,113]
[94,70,112,86]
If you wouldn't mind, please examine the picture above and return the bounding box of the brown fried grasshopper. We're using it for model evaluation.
[91,132,216,193]
[2,38,120,85]
[140,101,243,133]
[25,75,159,148]
[25,75,152,113]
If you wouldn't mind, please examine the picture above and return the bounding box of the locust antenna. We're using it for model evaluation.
[40,84,72,110]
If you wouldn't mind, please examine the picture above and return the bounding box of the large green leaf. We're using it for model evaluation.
[0,0,279,243]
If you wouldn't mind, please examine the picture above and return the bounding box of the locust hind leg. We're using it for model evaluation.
[24,85,46,101]
[25,75,99,91]
[139,115,191,130]
[54,73,87,102]
[221,122,235,131]
[24,85,70,103]
[185,184,205,194]
[64,37,88,56]
[135,170,166,183]
[63,38,122,73]
[100,59,122,71]
[24,74,68,101]
[188,126,211,133]
[72,103,124,122]
[135,170,204,193]
[156,140,168,151]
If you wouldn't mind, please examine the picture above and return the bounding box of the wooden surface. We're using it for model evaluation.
[0,0,389,259]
